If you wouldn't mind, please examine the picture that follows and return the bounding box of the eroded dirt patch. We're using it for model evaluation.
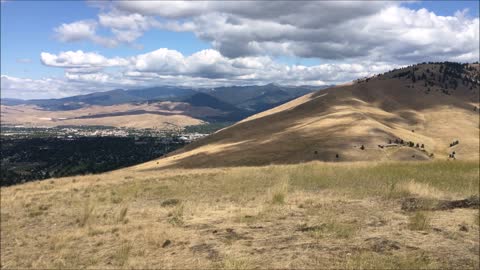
[401,196,480,211]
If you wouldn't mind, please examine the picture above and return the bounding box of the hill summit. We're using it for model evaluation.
[139,62,480,169]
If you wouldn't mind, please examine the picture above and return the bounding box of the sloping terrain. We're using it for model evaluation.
[1,84,319,129]
[206,83,328,112]
[1,63,479,269]
[139,63,480,169]
[0,102,207,129]
[0,87,197,110]
[1,161,478,268]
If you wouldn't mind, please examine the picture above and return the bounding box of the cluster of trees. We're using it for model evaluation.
[387,138,425,149]
[183,122,233,134]
[355,61,479,86]
[407,141,424,148]
[1,136,186,186]
[388,62,479,95]
[390,139,404,144]
[449,140,459,147]
[447,136,463,159]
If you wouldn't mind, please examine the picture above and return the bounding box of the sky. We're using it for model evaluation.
[1,0,479,99]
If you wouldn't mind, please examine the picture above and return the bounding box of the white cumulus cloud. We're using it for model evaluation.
[40,50,129,68]
[0,48,402,99]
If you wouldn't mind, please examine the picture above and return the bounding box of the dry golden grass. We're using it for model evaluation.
[140,64,479,169]
[0,101,209,129]
[1,64,479,268]
[402,180,447,199]
[1,160,478,269]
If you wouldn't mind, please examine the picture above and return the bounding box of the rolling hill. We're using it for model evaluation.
[138,62,480,169]
[205,83,324,112]
[2,63,479,270]
[1,84,321,129]
[0,87,197,110]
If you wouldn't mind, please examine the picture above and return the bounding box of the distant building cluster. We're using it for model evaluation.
[1,125,210,143]
[179,133,208,142]
[59,128,130,137]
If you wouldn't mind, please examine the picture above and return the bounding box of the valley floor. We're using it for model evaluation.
[1,161,479,269]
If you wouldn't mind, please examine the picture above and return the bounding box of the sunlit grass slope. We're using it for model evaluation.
[1,161,478,269]
[141,63,479,169]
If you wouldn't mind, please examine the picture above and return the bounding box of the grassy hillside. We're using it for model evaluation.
[1,161,478,269]
[1,84,319,129]
[2,63,479,269]
[142,63,479,169]
[0,102,208,130]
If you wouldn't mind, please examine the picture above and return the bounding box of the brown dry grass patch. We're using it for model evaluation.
[1,161,478,269]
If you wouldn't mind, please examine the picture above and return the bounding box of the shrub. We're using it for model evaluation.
[168,204,184,226]
[113,243,132,266]
[116,205,128,224]
[272,192,285,204]
[161,198,181,207]
[77,200,94,227]
[222,257,252,270]
[270,177,289,205]
[408,211,430,231]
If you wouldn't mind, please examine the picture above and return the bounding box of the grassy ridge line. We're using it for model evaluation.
[1,160,479,269]
[142,63,480,169]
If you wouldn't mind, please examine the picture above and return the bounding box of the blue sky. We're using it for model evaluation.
[407,1,479,17]
[1,1,210,79]
[1,1,479,99]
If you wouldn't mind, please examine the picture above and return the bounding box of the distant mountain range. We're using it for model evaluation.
[1,84,331,128]
[138,62,480,168]
[2,87,198,110]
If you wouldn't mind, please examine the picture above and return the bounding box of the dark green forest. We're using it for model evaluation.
[0,136,185,186]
